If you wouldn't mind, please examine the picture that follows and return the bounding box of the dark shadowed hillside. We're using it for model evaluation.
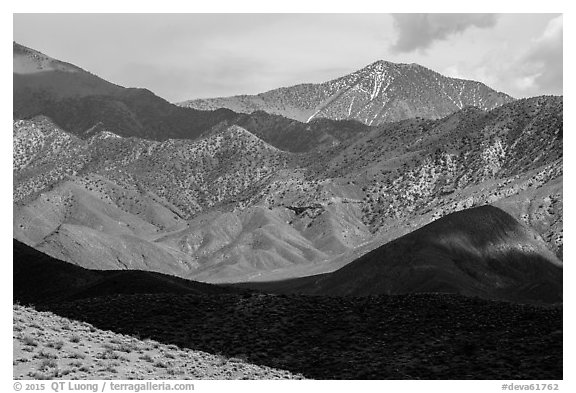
[13,239,240,305]
[238,206,562,304]
[36,292,562,380]
[229,111,370,152]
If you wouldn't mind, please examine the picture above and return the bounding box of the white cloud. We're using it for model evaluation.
[390,14,499,53]
[513,15,563,95]
[439,15,562,98]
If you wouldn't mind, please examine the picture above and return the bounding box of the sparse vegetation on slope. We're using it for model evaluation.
[14,304,302,380]
[13,243,562,380]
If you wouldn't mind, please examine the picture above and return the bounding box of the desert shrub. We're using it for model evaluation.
[69,335,81,343]
[139,354,154,363]
[47,340,65,350]
[39,359,58,371]
[100,364,118,374]
[153,360,168,368]
[98,348,120,360]
[35,350,57,360]
[21,335,38,347]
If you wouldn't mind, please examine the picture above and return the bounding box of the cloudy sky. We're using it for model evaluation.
[13,13,562,102]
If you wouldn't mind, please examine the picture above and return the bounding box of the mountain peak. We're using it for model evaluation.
[367,59,394,67]
[13,42,44,56]
[360,60,403,75]
[367,59,414,68]
[13,41,82,74]
[361,60,427,74]
[181,60,514,125]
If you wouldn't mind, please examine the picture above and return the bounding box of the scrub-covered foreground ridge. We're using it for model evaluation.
[13,241,561,380]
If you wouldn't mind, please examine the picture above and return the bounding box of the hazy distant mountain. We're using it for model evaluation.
[13,42,238,141]
[179,60,514,125]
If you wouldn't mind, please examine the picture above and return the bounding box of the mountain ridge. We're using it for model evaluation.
[14,95,562,283]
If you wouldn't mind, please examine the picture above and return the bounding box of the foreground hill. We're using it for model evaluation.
[13,235,562,379]
[180,60,513,125]
[243,206,561,304]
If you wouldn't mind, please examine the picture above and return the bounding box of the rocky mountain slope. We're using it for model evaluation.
[13,119,369,280]
[180,60,513,125]
[13,95,563,283]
